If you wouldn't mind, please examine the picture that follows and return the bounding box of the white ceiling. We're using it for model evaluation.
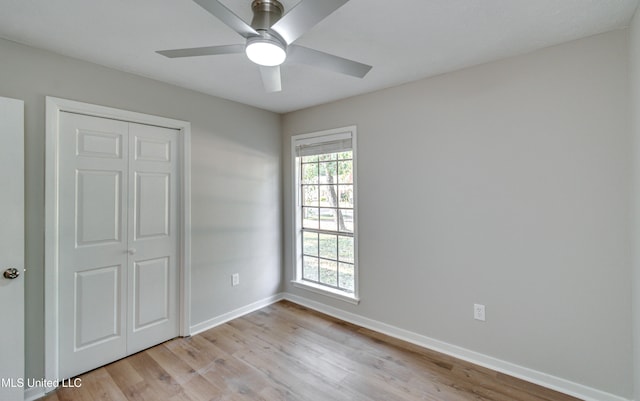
[0,0,637,113]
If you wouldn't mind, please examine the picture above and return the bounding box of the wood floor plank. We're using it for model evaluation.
[254,305,457,398]
[146,344,199,386]
[163,337,222,373]
[39,300,584,401]
[235,316,352,384]
[105,358,144,392]
[84,369,123,401]
[180,373,223,401]
[126,351,183,400]
[49,383,95,401]
[200,352,273,400]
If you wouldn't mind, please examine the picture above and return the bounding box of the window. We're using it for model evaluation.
[292,126,358,303]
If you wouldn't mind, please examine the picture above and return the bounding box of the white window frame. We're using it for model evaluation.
[291,126,359,304]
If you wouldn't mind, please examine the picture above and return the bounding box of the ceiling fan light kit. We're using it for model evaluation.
[157,0,372,92]
[245,32,287,66]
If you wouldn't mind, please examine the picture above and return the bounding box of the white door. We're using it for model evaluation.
[57,112,178,380]
[0,97,24,401]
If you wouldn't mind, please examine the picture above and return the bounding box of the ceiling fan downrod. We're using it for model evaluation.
[251,0,284,30]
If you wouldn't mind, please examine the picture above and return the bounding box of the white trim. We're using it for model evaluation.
[189,294,284,336]
[44,98,60,387]
[290,125,360,303]
[24,386,45,401]
[282,293,631,401]
[291,280,359,305]
[179,119,192,337]
[44,96,192,385]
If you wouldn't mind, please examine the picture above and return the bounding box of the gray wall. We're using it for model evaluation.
[282,30,632,397]
[631,8,640,401]
[0,38,282,382]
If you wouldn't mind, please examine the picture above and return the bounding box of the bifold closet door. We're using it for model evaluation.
[57,112,178,380]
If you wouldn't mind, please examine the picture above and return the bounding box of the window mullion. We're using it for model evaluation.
[336,231,340,288]
[301,227,353,237]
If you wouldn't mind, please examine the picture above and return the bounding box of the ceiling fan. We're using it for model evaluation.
[157,0,372,92]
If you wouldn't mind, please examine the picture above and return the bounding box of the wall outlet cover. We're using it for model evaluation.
[474,304,486,321]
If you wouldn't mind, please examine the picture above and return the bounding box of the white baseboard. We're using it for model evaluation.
[189,293,284,336]
[282,293,631,401]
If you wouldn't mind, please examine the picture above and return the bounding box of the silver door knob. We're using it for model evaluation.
[128,248,137,255]
[3,268,19,279]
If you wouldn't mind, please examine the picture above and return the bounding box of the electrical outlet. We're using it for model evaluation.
[474,304,486,321]
[232,273,240,287]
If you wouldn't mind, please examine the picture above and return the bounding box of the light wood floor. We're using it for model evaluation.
[41,300,581,401]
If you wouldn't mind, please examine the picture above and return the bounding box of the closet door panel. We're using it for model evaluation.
[127,122,179,355]
[58,112,128,380]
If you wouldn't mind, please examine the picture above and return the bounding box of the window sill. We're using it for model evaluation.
[291,280,360,305]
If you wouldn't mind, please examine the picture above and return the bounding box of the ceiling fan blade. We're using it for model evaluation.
[192,0,258,38]
[259,66,282,92]
[271,0,349,45]
[288,45,372,78]
[156,44,245,58]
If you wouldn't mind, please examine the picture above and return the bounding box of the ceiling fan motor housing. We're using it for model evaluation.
[251,0,284,30]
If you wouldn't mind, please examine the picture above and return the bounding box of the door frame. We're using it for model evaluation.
[44,97,192,384]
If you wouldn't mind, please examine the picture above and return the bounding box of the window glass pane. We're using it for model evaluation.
[301,155,319,163]
[340,209,354,233]
[338,236,354,263]
[319,161,338,184]
[301,163,318,184]
[338,263,354,292]
[319,259,338,286]
[303,257,319,282]
[302,207,319,229]
[338,185,353,209]
[319,233,337,260]
[319,185,338,207]
[336,210,350,233]
[303,231,318,256]
[338,160,352,183]
[319,208,337,231]
[319,152,337,161]
[338,151,352,160]
[302,185,318,206]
